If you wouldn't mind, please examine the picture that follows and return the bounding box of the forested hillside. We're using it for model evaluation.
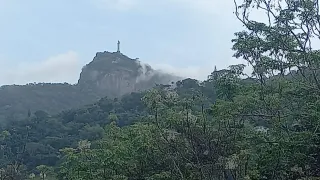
[1,0,320,179]
[0,51,179,122]
[0,78,214,175]
[0,83,100,122]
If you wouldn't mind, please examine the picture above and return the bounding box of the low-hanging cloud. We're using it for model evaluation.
[0,51,82,86]
[152,63,214,81]
[0,53,252,86]
[135,60,155,83]
[135,58,210,83]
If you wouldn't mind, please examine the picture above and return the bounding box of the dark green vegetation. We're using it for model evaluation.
[0,83,100,121]
[1,0,320,179]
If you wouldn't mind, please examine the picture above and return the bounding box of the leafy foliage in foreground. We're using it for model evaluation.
[58,60,320,179]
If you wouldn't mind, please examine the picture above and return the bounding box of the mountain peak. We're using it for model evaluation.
[77,51,180,97]
[0,47,181,121]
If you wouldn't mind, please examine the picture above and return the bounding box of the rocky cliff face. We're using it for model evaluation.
[77,51,181,97]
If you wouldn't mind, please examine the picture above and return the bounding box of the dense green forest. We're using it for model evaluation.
[1,0,320,179]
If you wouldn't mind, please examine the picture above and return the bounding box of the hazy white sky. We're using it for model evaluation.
[0,0,247,85]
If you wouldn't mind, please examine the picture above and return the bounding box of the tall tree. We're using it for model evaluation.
[232,0,320,178]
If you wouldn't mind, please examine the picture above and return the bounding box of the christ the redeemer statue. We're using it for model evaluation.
[117,40,120,53]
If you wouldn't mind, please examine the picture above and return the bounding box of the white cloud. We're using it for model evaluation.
[152,63,214,81]
[0,51,252,86]
[147,56,252,81]
[0,51,82,86]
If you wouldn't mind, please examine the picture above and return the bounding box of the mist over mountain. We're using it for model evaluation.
[77,51,182,97]
[0,49,181,121]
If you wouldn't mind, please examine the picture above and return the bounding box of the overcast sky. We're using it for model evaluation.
[0,0,247,85]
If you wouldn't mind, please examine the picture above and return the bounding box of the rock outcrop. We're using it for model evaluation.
[77,51,181,97]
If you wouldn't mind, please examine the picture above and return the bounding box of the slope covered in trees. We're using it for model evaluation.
[0,77,216,179]
[0,51,179,123]
[1,0,320,179]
